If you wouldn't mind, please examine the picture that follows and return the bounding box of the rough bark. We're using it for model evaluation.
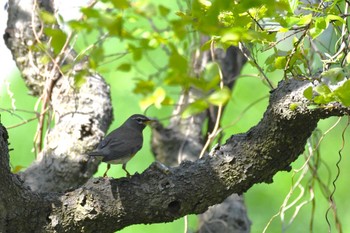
[2,0,350,233]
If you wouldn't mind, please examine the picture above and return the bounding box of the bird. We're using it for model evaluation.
[88,114,153,177]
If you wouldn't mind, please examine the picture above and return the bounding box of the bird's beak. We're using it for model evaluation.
[145,118,156,125]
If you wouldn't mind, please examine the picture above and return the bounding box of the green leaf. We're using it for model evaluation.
[333,79,350,106]
[182,99,209,118]
[133,80,155,95]
[303,86,313,100]
[159,5,170,17]
[117,63,131,72]
[74,71,87,89]
[80,7,100,18]
[314,84,331,95]
[99,14,123,36]
[289,102,299,111]
[40,55,51,65]
[44,28,67,54]
[139,87,166,111]
[321,67,345,84]
[128,44,143,61]
[39,10,57,24]
[169,45,188,73]
[313,93,335,105]
[207,87,231,106]
[326,14,345,25]
[298,13,312,25]
[274,56,287,69]
[310,17,326,38]
[110,0,130,9]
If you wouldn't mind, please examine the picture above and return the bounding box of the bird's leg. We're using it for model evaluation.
[103,164,111,177]
[122,163,131,177]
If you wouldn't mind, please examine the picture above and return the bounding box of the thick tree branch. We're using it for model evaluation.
[1,78,348,232]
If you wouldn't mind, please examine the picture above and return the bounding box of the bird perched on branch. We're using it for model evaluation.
[88,114,153,177]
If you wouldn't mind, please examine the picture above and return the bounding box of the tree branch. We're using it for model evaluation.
[1,78,349,232]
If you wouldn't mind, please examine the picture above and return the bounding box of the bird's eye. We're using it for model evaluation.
[136,118,144,124]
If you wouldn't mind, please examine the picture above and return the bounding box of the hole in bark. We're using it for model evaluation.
[79,119,94,140]
[168,200,181,214]
[81,195,87,207]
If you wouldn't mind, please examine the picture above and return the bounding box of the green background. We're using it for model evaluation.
[1,1,350,232]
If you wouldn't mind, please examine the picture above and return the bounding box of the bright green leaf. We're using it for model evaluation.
[289,102,299,111]
[303,86,313,100]
[110,0,130,9]
[326,14,345,25]
[310,17,326,38]
[40,55,51,65]
[39,10,57,24]
[333,79,350,106]
[80,7,100,18]
[74,71,87,89]
[274,56,287,69]
[44,28,67,54]
[207,87,231,106]
[182,99,209,118]
[140,87,166,111]
[314,84,331,95]
[298,14,312,25]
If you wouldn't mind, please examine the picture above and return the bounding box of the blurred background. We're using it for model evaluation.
[1,0,350,232]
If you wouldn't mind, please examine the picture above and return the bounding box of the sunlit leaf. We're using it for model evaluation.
[326,14,345,25]
[310,17,326,38]
[207,87,231,106]
[314,84,331,95]
[74,71,87,89]
[289,102,299,111]
[80,7,100,18]
[110,0,130,9]
[140,87,166,111]
[182,99,209,118]
[44,28,67,54]
[334,79,350,106]
[39,10,56,24]
[303,86,313,100]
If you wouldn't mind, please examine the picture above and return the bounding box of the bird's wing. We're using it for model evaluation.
[102,133,143,162]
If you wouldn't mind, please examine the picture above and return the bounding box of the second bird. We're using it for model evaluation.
[88,114,153,177]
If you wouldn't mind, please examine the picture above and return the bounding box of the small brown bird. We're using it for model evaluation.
[88,114,153,177]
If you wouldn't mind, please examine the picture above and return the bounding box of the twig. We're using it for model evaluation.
[199,39,224,158]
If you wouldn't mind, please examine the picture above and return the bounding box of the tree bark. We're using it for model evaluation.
[1,1,350,233]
